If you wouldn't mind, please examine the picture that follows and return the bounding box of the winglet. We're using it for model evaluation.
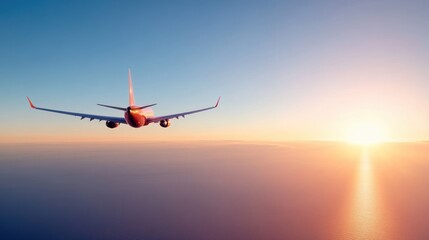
[26,96,36,109]
[215,96,221,108]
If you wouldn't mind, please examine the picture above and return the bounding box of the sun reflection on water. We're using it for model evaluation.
[352,147,378,239]
[336,145,398,240]
[336,147,381,240]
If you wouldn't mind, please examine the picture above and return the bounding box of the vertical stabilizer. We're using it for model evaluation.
[128,68,135,106]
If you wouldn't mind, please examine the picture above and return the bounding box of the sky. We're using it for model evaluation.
[1,0,429,143]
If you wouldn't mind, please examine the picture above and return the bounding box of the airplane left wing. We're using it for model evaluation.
[147,97,220,124]
[27,97,127,124]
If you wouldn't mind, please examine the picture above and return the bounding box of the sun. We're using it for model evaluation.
[346,121,389,145]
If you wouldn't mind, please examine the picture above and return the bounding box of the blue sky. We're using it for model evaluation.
[1,0,429,142]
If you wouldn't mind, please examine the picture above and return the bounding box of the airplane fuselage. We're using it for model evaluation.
[124,107,154,128]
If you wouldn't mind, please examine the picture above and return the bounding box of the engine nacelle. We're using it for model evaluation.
[106,121,119,129]
[160,119,171,128]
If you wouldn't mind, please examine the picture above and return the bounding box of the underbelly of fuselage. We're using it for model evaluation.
[125,112,146,128]
[124,108,154,128]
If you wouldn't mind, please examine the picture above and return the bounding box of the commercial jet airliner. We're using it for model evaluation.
[27,69,220,129]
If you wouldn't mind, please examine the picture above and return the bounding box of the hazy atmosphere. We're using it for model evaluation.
[1,1,429,239]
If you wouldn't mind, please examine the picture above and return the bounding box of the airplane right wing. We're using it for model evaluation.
[146,97,220,124]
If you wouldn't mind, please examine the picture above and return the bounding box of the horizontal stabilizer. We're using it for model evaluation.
[132,103,157,110]
[97,104,127,111]
[97,103,156,111]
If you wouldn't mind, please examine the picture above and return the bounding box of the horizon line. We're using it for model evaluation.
[1,139,428,145]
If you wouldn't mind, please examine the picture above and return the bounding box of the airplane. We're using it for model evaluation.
[27,69,220,129]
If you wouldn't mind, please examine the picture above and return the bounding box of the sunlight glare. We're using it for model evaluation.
[346,121,388,145]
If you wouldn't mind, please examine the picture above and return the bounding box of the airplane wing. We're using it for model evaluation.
[26,97,127,124]
[147,97,220,123]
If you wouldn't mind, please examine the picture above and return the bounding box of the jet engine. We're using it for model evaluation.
[106,121,119,129]
[160,119,171,128]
